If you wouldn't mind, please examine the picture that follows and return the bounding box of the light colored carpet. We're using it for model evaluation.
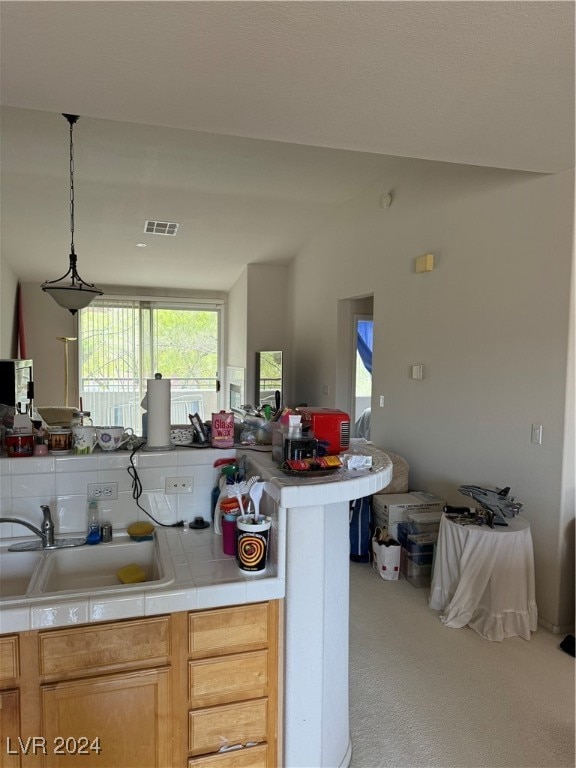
[348,562,575,768]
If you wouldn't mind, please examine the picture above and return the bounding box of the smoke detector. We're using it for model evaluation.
[144,220,179,236]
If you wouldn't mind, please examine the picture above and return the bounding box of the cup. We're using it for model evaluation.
[236,515,272,572]
[72,425,97,454]
[222,515,238,556]
[6,434,34,457]
[47,428,72,454]
[95,426,134,451]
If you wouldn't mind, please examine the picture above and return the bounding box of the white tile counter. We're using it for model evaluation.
[0,440,393,768]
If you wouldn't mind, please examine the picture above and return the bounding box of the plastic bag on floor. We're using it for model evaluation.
[372,526,401,581]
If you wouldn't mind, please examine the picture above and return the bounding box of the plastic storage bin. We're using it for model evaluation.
[397,522,435,559]
[401,548,433,587]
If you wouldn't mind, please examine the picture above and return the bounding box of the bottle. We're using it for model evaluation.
[86,500,101,544]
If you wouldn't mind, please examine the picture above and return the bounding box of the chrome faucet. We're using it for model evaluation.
[0,505,55,548]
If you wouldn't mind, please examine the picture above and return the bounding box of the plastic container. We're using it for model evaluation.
[401,548,432,587]
[86,500,101,544]
[221,516,238,556]
[397,522,435,557]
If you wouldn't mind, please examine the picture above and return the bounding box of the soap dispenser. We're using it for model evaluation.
[86,500,101,544]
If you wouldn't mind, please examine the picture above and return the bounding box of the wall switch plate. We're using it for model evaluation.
[379,395,385,407]
[87,482,118,500]
[531,424,543,445]
[411,364,424,380]
[165,476,194,494]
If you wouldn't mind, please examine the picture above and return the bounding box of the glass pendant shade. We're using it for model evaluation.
[41,114,103,314]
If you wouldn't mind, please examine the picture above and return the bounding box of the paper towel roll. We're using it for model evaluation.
[146,377,171,448]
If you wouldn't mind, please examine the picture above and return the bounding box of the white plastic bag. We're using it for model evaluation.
[372,527,401,581]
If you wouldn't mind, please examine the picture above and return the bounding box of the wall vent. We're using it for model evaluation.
[144,220,179,236]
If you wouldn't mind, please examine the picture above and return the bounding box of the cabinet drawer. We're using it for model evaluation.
[188,744,268,768]
[189,604,269,658]
[39,616,170,677]
[189,650,268,707]
[188,698,268,756]
[0,637,19,682]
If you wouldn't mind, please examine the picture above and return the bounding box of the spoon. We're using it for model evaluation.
[249,481,266,522]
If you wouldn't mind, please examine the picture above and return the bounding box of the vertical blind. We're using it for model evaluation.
[78,299,221,433]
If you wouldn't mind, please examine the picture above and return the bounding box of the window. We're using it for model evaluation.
[79,298,222,433]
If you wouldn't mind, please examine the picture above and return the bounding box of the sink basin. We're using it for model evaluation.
[0,549,45,598]
[30,533,173,595]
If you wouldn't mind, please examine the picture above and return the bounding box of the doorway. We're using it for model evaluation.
[353,313,373,437]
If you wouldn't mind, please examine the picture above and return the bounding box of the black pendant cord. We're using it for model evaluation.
[68,115,76,264]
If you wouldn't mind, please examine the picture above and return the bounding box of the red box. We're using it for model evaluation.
[295,407,350,455]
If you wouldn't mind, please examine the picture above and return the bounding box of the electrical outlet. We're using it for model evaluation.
[87,482,118,500]
[165,476,194,495]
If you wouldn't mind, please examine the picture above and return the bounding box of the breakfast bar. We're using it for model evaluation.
[0,442,392,767]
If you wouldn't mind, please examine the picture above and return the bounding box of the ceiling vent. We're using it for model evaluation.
[144,220,179,236]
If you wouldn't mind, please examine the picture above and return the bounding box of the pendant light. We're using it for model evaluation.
[41,114,103,314]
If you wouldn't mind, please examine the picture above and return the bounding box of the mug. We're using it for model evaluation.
[72,425,97,454]
[95,426,134,451]
[47,428,72,454]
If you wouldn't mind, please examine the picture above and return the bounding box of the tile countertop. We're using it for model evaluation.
[242,439,393,509]
[0,440,392,633]
[0,521,286,633]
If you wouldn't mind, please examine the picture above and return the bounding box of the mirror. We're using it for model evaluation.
[255,351,283,409]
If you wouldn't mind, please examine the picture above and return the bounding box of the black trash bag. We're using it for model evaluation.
[559,634,575,657]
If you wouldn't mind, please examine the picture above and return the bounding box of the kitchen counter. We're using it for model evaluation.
[244,441,393,768]
[0,522,286,632]
[0,440,393,768]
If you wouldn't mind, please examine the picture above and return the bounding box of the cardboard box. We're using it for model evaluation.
[372,491,444,538]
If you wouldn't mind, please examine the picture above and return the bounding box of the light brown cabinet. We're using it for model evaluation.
[0,635,21,768]
[185,602,279,767]
[0,602,280,768]
[0,690,20,768]
[41,668,171,767]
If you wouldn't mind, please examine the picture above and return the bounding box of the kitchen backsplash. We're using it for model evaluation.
[0,448,235,542]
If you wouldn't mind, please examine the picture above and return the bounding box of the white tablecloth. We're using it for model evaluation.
[429,514,538,641]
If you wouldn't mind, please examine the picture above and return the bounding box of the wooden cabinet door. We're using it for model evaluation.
[0,690,20,768]
[41,668,171,768]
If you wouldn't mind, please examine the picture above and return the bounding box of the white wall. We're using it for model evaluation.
[228,264,291,408]
[246,264,290,407]
[227,268,248,368]
[21,284,78,406]
[0,255,18,358]
[290,158,575,632]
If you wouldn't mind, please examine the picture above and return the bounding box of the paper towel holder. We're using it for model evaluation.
[142,372,174,451]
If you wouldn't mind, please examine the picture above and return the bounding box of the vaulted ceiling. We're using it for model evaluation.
[1,1,574,291]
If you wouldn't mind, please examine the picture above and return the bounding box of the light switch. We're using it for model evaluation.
[531,424,543,444]
[411,365,424,380]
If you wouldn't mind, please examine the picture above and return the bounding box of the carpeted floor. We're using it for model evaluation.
[348,562,575,768]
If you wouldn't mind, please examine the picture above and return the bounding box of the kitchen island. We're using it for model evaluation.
[244,444,392,768]
[0,442,392,767]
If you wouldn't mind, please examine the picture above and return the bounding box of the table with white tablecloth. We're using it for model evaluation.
[429,514,537,641]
